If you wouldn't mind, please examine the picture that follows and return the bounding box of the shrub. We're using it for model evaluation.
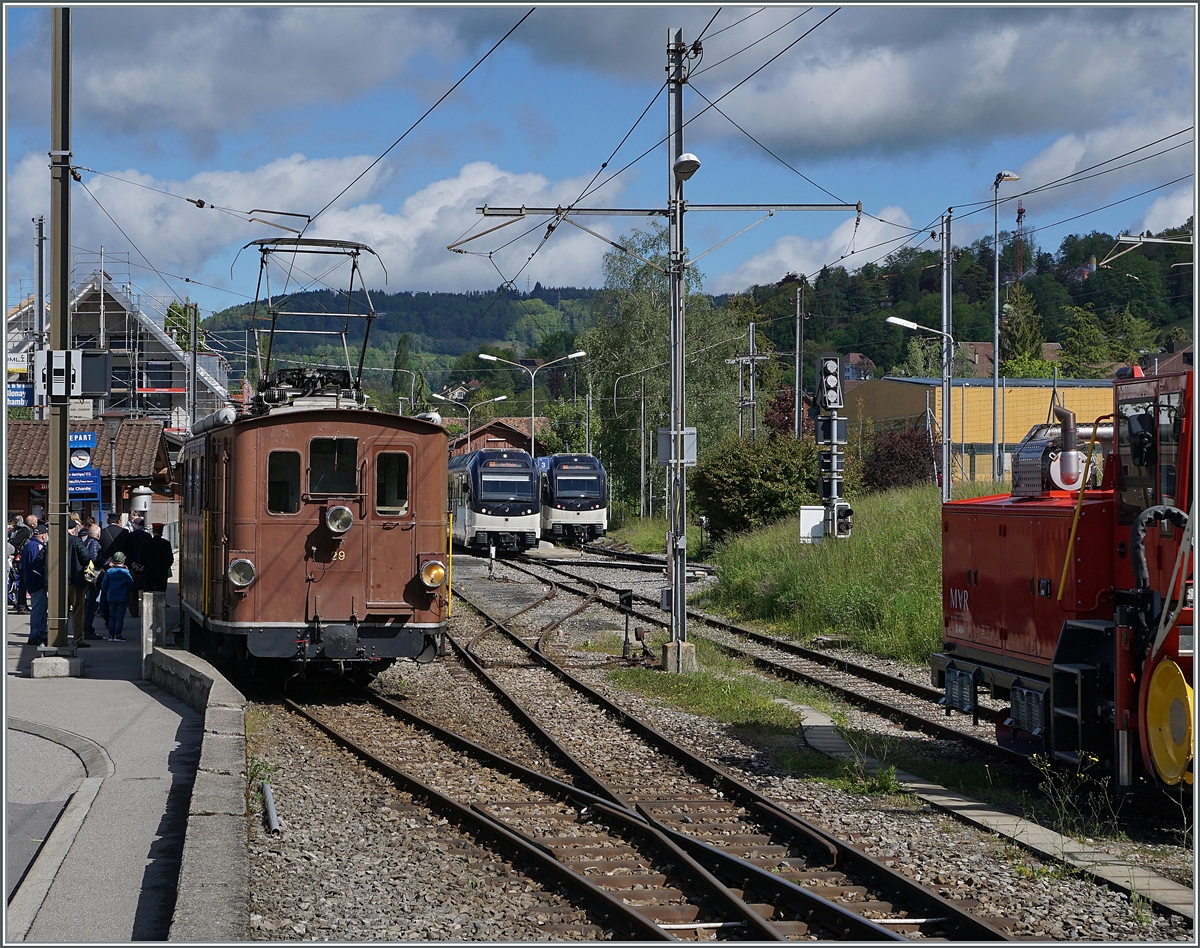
[691,435,817,541]
[863,424,938,492]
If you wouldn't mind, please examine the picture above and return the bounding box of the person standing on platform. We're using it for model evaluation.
[8,515,34,613]
[119,517,150,618]
[101,552,134,642]
[83,524,104,639]
[140,523,174,593]
[21,524,49,646]
[67,520,94,649]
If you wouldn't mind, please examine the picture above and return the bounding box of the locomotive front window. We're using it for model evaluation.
[309,438,358,495]
[1158,391,1183,508]
[376,453,410,516]
[556,475,601,498]
[480,473,534,501]
[267,451,301,514]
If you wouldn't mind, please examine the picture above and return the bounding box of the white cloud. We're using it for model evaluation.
[4,152,625,299]
[709,206,915,293]
[1138,186,1196,235]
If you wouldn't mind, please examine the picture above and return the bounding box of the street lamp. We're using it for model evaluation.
[101,409,124,524]
[478,350,586,456]
[393,368,417,414]
[431,392,507,450]
[993,170,1019,480]
[887,316,955,502]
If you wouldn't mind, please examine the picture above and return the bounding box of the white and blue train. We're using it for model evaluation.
[536,454,608,542]
[448,449,540,552]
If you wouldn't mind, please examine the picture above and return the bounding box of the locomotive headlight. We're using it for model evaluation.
[420,560,447,589]
[326,505,354,534]
[228,558,256,588]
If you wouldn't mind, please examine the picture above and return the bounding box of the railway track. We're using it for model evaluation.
[449,572,1014,941]
[508,554,1025,765]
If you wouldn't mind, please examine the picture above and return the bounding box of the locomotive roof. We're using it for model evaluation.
[186,407,446,443]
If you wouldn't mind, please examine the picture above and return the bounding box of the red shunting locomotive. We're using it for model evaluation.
[933,369,1193,787]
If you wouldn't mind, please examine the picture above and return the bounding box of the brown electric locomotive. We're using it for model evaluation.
[179,236,450,673]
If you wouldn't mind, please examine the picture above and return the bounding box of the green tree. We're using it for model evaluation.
[998,352,1057,379]
[1102,307,1158,365]
[999,282,1044,363]
[579,224,738,506]
[391,333,412,400]
[1060,305,1110,378]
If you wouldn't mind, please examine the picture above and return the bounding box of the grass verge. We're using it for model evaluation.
[607,516,704,558]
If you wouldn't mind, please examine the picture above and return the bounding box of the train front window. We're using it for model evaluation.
[480,473,534,501]
[556,475,601,498]
[309,438,358,495]
[1158,391,1183,508]
[375,453,410,516]
[267,451,301,514]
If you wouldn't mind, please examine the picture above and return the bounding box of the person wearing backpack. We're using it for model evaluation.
[21,524,49,646]
[100,552,134,641]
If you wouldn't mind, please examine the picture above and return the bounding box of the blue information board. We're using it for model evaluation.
[7,382,32,407]
[69,431,98,448]
[68,467,102,497]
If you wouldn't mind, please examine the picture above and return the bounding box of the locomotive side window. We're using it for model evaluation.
[1117,397,1158,523]
[309,438,358,495]
[267,451,301,514]
[375,453,410,516]
[1158,391,1182,508]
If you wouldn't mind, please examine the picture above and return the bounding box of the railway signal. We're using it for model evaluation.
[817,352,843,410]
[814,352,851,540]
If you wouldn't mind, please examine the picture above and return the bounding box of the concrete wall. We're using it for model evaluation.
[147,647,249,943]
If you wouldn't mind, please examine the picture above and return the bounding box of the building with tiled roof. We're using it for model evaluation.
[6,418,174,526]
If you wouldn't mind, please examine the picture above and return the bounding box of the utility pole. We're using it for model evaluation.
[666,27,691,663]
[33,216,46,420]
[794,282,803,438]
[46,7,72,657]
[726,322,769,441]
[189,301,199,428]
[940,210,953,503]
[639,375,646,519]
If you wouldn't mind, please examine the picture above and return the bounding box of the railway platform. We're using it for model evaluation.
[3,586,227,943]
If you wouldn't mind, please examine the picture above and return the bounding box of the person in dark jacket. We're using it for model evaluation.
[21,525,49,646]
[8,515,33,612]
[67,523,93,648]
[83,524,104,639]
[100,552,134,641]
[116,520,150,617]
[140,523,174,593]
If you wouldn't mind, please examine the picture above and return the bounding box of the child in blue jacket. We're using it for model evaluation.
[101,552,134,641]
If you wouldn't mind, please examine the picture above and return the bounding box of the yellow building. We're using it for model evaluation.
[843,376,1114,482]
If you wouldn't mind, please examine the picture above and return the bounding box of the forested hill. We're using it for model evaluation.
[204,220,1191,382]
[204,284,599,357]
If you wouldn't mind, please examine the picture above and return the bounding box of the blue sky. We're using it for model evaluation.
[5,5,1196,323]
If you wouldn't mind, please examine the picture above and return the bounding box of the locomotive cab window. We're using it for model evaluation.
[375,453,410,517]
[309,438,358,495]
[267,451,301,514]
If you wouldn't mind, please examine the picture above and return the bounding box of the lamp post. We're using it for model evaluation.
[887,316,955,501]
[993,170,1019,480]
[393,367,417,414]
[101,409,124,523]
[478,350,586,456]
[431,392,507,450]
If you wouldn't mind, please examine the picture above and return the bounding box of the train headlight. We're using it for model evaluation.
[420,560,447,589]
[228,558,256,588]
[326,505,354,534]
